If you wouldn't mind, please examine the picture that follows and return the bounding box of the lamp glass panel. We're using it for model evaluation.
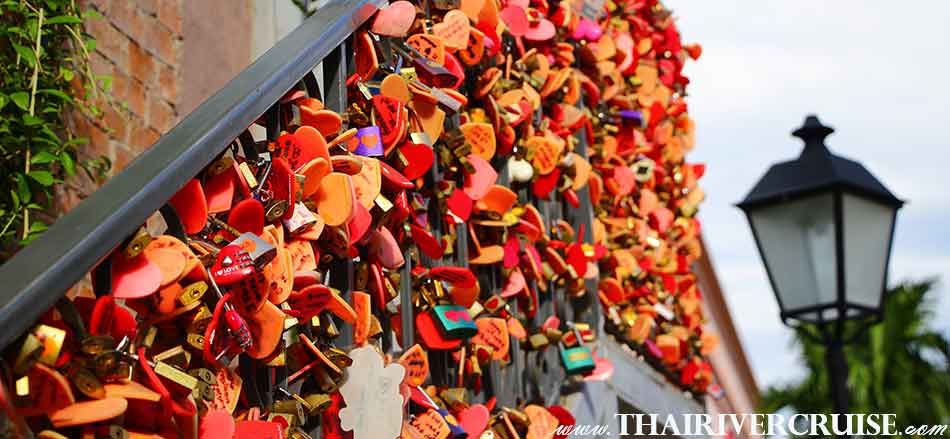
[842,193,894,309]
[749,193,838,313]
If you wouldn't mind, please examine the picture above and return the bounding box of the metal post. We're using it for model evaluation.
[825,340,849,418]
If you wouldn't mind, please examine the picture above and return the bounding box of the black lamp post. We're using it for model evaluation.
[737,115,903,415]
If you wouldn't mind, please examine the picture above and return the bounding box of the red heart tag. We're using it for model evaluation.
[228,199,265,236]
[379,159,414,191]
[500,269,526,298]
[547,405,575,439]
[261,157,298,220]
[347,202,373,244]
[397,141,434,180]
[429,266,476,288]
[286,284,332,320]
[416,311,463,350]
[445,188,473,221]
[502,235,520,269]
[111,253,162,299]
[458,404,490,438]
[410,223,444,259]
[233,420,283,439]
[442,52,465,89]
[499,5,528,36]
[532,168,561,199]
[372,95,406,151]
[210,244,254,286]
[169,179,208,234]
[230,270,270,315]
[205,168,236,214]
[566,242,588,277]
[200,409,236,439]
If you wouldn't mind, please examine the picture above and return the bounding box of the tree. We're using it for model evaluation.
[762,280,950,428]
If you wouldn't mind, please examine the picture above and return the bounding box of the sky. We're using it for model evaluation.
[664,0,950,389]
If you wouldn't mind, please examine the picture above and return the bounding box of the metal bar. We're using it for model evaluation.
[0,0,379,350]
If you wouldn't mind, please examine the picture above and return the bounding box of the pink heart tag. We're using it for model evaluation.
[458,404,490,437]
[524,17,555,41]
[499,5,528,37]
[500,269,526,298]
[368,226,405,269]
[584,354,615,382]
[371,0,416,37]
[463,154,497,201]
[571,17,602,41]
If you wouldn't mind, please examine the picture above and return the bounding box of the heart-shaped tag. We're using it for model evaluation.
[200,409,236,439]
[463,154,497,201]
[397,140,435,180]
[502,235,520,268]
[499,5,528,36]
[583,354,615,382]
[50,398,128,428]
[571,17,603,41]
[410,223,444,259]
[500,269,526,298]
[379,160,414,191]
[205,168,235,214]
[442,52,465,89]
[524,16,555,41]
[169,179,208,234]
[368,226,405,269]
[210,244,254,286]
[304,109,343,139]
[416,311,463,350]
[429,266,476,288]
[372,95,407,150]
[445,187,473,221]
[244,301,284,359]
[314,172,356,226]
[228,199,265,236]
[459,26,485,65]
[525,405,559,439]
[547,405,575,439]
[532,167,561,199]
[398,344,430,387]
[432,9,470,50]
[348,202,373,244]
[381,74,411,104]
[19,364,75,417]
[457,404,490,437]
[352,157,382,209]
[111,252,162,299]
[459,122,496,160]
[471,318,509,359]
[477,185,517,214]
[371,0,416,37]
[233,420,283,439]
[354,31,379,80]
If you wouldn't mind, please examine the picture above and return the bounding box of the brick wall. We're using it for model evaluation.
[61,0,184,211]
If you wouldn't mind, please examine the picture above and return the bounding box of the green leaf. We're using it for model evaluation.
[0,94,7,111]
[10,92,29,111]
[11,43,36,67]
[45,15,82,25]
[15,174,30,204]
[82,10,104,20]
[60,151,75,176]
[27,170,54,186]
[30,151,58,165]
[22,114,43,126]
[38,89,73,102]
[10,190,20,210]
[28,221,47,233]
[61,68,74,81]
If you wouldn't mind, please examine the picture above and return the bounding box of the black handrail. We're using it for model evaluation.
[0,0,379,350]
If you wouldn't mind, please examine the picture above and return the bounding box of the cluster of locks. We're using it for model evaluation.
[5,0,713,437]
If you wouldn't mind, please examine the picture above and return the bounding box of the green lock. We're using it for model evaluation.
[560,346,596,375]
[560,321,596,375]
[432,304,478,339]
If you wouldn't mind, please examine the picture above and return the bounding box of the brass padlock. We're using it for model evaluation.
[179,281,208,306]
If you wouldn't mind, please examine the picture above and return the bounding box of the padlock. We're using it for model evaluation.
[430,304,478,339]
[559,322,596,375]
[229,232,277,269]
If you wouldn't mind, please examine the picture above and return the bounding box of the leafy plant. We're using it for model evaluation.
[0,0,111,259]
[762,280,950,433]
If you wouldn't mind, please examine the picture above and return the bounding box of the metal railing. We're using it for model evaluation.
[0,0,608,417]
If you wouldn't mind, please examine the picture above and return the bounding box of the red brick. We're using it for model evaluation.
[88,51,112,80]
[100,103,130,144]
[157,0,181,34]
[128,41,155,84]
[86,18,127,67]
[127,79,147,117]
[148,96,177,133]
[113,143,137,171]
[84,0,111,15]
[158,64,178,103]
[110,67,131,104]
[112,1,145,43]
[142,23,177,65]
[135,0,158,16]
[130,122,162,152]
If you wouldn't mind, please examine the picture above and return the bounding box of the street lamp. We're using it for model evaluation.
[737,115,903,414]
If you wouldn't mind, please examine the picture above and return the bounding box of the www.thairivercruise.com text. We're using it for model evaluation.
[554,414,950,436]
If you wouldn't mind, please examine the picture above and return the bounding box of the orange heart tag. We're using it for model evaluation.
[459,122,496,160]
[397,344,430,387]
[470,317,510,360]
